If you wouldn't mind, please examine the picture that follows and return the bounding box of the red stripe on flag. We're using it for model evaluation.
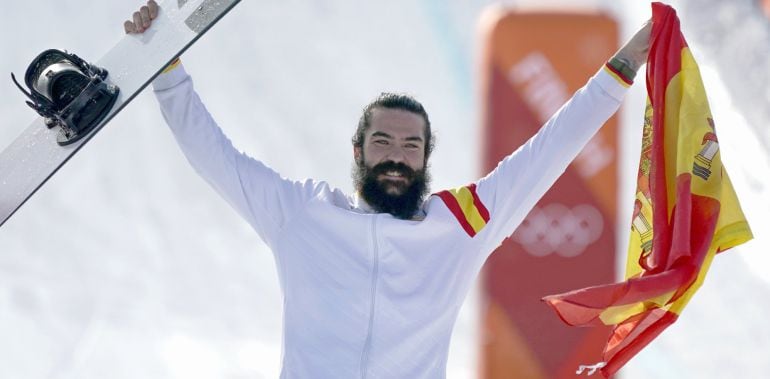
[542,263,696,326]
[601,309,678,376]
[646,2,690,273]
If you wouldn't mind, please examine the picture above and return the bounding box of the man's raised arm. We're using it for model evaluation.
[472,21,652,253]
[124,1,321,248]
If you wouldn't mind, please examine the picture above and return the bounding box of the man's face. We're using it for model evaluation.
[353,108,430,219]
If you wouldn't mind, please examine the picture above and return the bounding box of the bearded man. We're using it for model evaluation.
[126,1,651,377]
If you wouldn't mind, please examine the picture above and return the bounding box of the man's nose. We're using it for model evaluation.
[385,146,407,163]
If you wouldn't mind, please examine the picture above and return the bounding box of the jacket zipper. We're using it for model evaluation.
[360,214,379,378]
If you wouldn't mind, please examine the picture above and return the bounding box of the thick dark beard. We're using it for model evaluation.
[353,159,430,220]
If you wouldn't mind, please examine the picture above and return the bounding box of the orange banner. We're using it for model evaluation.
[478,8,620,378]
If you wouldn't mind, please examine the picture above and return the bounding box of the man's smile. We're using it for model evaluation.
[379,170,408,182]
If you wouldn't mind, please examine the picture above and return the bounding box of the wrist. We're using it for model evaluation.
[604,57,636,87]
[161,57,182,74]
[608,56,638,82]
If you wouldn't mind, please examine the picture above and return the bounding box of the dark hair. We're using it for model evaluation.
[352,92,435,161]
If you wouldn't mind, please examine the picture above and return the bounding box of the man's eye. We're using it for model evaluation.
[374,140,388,145]
[405,144,420,150]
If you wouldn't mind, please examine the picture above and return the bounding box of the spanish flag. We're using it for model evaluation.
[542,3,753,377]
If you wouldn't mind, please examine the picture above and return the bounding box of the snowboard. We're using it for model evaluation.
[0,0,240,227]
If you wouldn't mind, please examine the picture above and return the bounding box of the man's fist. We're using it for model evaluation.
[614,20,652,73]
[124,0,159,34]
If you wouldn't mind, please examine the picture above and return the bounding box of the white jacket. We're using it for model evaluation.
[152,64,629,378]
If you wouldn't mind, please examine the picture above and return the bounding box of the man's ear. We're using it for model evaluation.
[353,146,362,163]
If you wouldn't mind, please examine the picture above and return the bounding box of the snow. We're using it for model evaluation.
[0,1,767,378]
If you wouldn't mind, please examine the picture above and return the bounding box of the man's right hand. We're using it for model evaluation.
[613,20,652,73]
[124,0,159,34]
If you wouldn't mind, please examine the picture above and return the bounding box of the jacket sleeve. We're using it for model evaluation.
[474,65,630,253]
[152,64,318,248]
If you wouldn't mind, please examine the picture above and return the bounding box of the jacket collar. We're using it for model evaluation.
[351,193,427,221]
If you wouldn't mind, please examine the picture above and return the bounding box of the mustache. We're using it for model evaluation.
[369,161,417,179]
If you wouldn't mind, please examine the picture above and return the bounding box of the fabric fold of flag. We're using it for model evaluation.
[542,2,753,377]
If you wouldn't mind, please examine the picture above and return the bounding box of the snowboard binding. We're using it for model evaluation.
[11,49,120,146]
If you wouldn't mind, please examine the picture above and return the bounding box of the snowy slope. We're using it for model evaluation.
[0,1,767,378]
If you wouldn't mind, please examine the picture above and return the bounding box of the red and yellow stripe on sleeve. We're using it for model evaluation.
[436,184,490,237]
[603,62,633,88]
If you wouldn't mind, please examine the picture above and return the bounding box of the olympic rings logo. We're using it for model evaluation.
[512,203,604,258]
